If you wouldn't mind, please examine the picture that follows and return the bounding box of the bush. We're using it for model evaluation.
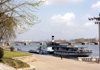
[0,47,4,60]
[10,46,15,51]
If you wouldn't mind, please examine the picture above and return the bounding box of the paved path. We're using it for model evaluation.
[28,54,100,70]
[1,54,100,70]
[0,63,16,70]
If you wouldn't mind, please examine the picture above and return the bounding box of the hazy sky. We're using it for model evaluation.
[15,0,100,41]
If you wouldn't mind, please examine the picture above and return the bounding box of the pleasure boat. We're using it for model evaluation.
[53,43,92,57]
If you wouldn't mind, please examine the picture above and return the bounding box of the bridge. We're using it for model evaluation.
[90,42,99,45]
[0,40,99,46]
[0,41,42,46]
[75,42,87,45]
[70,41,99,45]
[14,41,42,45]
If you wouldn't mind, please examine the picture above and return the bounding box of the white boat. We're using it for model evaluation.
[29,43,54,54]
[37,43,54,54]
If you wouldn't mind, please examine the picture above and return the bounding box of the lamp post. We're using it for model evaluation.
[88,12,100,63]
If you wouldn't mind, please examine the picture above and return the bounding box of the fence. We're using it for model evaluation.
[78,57,99,63]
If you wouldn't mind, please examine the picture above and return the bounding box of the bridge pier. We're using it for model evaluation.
[24,43,28,45]
[90,42,99,45]
[81,43,86,45]
[94,43,99,45]
[76,42,86,45]
[7,42,10,46]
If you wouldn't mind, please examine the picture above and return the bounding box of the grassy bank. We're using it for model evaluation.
[0,50,32,69]
[3,50,32,58]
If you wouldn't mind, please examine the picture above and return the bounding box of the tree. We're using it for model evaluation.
[0,0,44,41]
[0,13,16,41]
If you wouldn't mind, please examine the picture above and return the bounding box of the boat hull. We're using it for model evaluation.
[54,52,92,57]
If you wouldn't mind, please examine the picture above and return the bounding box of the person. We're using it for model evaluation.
[60,53,63,60]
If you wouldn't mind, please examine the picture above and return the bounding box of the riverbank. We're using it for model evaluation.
[1,50,100,70]
[0,50,32,69]
[26,54,100,70]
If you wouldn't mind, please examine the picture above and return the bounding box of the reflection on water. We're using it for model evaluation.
[7,43,99,57]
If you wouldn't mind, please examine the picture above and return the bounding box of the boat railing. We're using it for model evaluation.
[78,50,92,53]
[54,50,92,53]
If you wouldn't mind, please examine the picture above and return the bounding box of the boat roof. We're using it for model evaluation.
[53,45,88,48]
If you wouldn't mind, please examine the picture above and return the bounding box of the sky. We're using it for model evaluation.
[15,0,100,41]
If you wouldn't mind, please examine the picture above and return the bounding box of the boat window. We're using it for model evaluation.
[52,47,54,49]
[80,48,84,49]
[58,47,66,51]
[57,47,59,50]
[66,48,69,51]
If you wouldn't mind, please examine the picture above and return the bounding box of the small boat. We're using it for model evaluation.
[29,50,39,53]
[29,43,54,54]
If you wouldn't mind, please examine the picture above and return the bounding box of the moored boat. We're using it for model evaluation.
[53,44,92,57]
[29,36,92,57]
[29,42,54,54]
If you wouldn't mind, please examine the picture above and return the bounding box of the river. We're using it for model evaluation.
[7,43,99,57]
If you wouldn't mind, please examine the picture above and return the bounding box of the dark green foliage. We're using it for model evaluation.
[10,46,15,51]
[0,48,4,60]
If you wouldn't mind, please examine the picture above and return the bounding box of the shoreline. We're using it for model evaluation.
[1,50,100,70]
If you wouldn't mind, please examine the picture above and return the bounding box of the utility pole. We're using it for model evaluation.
[88,12,100,63]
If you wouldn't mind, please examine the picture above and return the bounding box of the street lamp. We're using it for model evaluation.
[88,12,100,63]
